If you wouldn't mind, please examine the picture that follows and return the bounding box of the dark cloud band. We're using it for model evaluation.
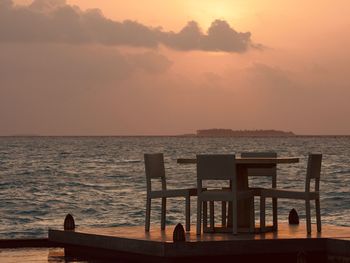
[0,0,255,53]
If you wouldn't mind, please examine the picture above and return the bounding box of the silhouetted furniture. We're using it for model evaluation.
[177,156,299,232]
[144,153,197,232]
[196,154,255,235]
[259,154,322,234]
[241,152,278,230]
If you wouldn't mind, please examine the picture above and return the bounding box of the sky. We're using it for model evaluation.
[1,0,350,135]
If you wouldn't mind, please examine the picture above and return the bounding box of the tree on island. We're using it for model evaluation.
[196,129,295,137]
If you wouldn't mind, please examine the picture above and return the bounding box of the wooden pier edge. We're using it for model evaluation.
[0,238,61,248]
[47,226,350,262]
[2,224,350,262]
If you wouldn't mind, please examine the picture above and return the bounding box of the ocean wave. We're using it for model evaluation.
[0,136,349,239]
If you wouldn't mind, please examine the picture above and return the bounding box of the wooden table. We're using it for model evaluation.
[177,157,300,232]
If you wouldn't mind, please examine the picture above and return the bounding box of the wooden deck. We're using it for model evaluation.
[48,223,350,262]
[0,248,65,263]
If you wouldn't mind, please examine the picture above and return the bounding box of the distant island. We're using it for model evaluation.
[182,129,296,137]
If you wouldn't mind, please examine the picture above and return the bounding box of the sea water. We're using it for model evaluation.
[0,136,349,239]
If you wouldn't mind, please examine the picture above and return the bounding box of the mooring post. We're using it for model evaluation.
[289,208,300,225]
[64,214,75,230]
[173,223,186,242]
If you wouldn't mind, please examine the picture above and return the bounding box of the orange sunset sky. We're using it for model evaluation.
[1,0,350,135]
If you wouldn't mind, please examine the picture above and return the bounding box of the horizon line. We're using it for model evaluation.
[1,134,350,137]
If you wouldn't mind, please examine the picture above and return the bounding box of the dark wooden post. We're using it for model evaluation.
[173,223,186,242]
[64,214,75,230]
[289,208,300,224]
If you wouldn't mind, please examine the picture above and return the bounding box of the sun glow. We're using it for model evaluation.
[186,1,241,30]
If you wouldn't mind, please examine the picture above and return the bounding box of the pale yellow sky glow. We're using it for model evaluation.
[68,0,244,29]
[2,0,350,135]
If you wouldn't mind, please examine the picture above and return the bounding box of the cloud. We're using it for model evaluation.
[0,45,172,92]
[161,20,252,52]
[204,20,251,52]
[0,0,256,53]
[244,63,296,90]
[126,52,172,74]
[28,0,67,12]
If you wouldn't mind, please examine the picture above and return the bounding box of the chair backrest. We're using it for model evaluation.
[241,152,277,185]
[144,153,166,192]
[305,153,322,192]
[196,154,236,192]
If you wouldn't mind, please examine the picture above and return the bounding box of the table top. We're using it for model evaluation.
[177,157,300,164]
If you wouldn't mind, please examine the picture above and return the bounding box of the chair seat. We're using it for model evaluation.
[199,189,254,201]
[260,188,319,200]
[150,188,197,198]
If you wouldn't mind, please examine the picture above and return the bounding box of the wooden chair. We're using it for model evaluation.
[259,154,322,233]
[241,152,278,230]
[144,153,197,232]
[196,154,255,235]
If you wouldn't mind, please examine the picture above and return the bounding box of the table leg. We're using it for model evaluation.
[227,164,250,228]
[221,201,227,227]
[237,164,250,228]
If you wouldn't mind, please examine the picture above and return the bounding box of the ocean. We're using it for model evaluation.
[0,136,349,239]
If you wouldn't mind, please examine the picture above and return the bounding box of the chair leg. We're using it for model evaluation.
[203,202,208,231]
[305,199,311,234]
[209,201,215,231]
[232,199,238,235]
[197,199,202,235]
[161,197,166,230]
[221,201,227,227]
[227,202,232,228]
[272,197,278,231]
[185,194,190,232]
[315,198,321,232]
[145,197,151,232]
[260,196,266,232]
[249,197,255,233]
